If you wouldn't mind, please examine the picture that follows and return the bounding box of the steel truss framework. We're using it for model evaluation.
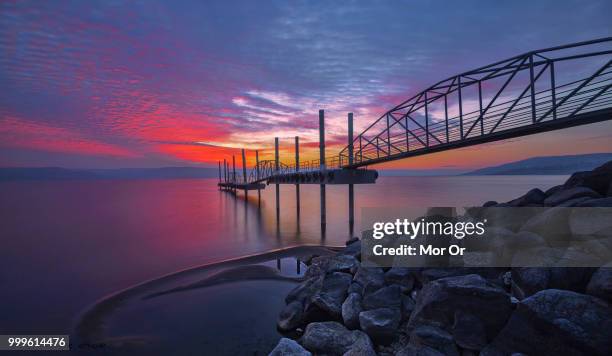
[338,37,612,168]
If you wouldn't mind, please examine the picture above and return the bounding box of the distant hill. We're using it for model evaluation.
[0,167,218,180]
[464,153,612,175]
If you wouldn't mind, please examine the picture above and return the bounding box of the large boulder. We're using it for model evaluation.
[586,263,612,303]
[341,292,362,329]
[401,294,416,321]
[362,284,402,311]
[285,276,323,305]
[269,338,311,356]
[409,324,459,356]
[483,289,612,356]
[359,307,401,345]
[353,266,385,295]
[278,300,306,331]
[384,267,416,291]
[311,272,352,318]
[396,344,445,356]
[520,207,572,244]
[563,161,612,196]
[305,255,359,279]
[507,188,546,207]
[407,274,512,342]
[511,267,596,299]
[545,187,601,206]
[452,310,487,351]
[577,197,612,207]
[300,322,372,355]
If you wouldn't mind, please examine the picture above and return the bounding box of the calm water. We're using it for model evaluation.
[0,175,566,336]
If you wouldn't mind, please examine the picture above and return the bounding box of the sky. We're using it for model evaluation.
[0,0,611,170]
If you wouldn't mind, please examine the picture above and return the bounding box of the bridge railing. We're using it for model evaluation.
[339,37,612,166]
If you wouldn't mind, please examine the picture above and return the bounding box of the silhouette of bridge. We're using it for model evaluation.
[219,37,612,189]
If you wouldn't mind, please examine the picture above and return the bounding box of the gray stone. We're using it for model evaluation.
[401,294,416,320]
[563,161,612,196]
[586,264,612,303]
[359,307,401,345]
[408,274,512,343]
[342,330,376,356]
[556,196,592,207]
[545,184,564,196]
[482,200,498,207]
[577,197,612,207]
[512,267,596,299]
[301,321,369,356]
[507,188,546,207]
[544,186,601,206]
[285,276,323,305]
[347,282,363,295]
[341,292,362,329]
[569,207,612,238]
[363,284,402,310]
[396,344,445,356]
[520,207,572,244]
[484,289,612,356]
[305,255,359,279]
[452,310,487,350]
[385,267,416,291]
[339,240,362,260]
[311,272,352,318]
[278,300,305,331]
[269,337,311,356]
[353,266,385,294]
[410,324,459,356]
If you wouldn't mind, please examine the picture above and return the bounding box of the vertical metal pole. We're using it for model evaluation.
[386,114,391,155]
[458,76,463,139]
[241,149,247,183]
[275,137,280,221]
[223,158,227,183]
[444,95,449,143]
[529,54,537,123]
[232,155,236,183]
[424,92,429,147]
[348,113,354,236]
[319,109,326,230]
[550,61,557,120]
[295,136,300,218]
[478,81,484,135]
[218,161,221,183]
[405,115,409,151]
[255,150,261,202]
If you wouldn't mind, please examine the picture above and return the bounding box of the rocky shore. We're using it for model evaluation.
[269,161,612,356]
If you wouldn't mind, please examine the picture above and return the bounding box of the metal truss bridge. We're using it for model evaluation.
[219,37,612,189]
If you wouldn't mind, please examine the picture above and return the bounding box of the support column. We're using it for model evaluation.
[348,113,354,236]
[232,155,236,193]
[319,109,326,232]
[295,136,300,219]
[255,150,261,203]
[223,158,227,183]
[218,161,221,183]
[275,137,280,222]
[241,148,247,198]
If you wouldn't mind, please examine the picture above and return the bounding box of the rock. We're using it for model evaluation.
[507,188,547,207]
[363,284,402,310]
[278,300,306,331]
[347,282,362,295]
[286,276,323,305]
[311,272,352,318]
[338,240,362,260]
[353,266,385,294]
[511,267,596,299]
[359,307,401,345]
[545,184,564,196]
[305,255,359,279]
[301,321,370,355]
[577,197,612,207]
[544,187,601,206]
[586,263,612,303]
[452,310,487,350]
[556,196,593,207]
[341,292,362,329]
[401,294,416,320]
[408,274,512,342]
[269,337,312,356]
[342,331,376,356]
[563,161,612,195]
[569,207,612,237]
[410,324,459,356]
[346,236,359,245]
[385,267,416,291]
[396,344,445,356]
[520,207,572,244]
[511,268,550,299]
[419,267,504,284]
[483,200,498,207]
[484,289,612,356]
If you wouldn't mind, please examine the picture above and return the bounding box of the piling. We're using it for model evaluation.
[319,109,326,230]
